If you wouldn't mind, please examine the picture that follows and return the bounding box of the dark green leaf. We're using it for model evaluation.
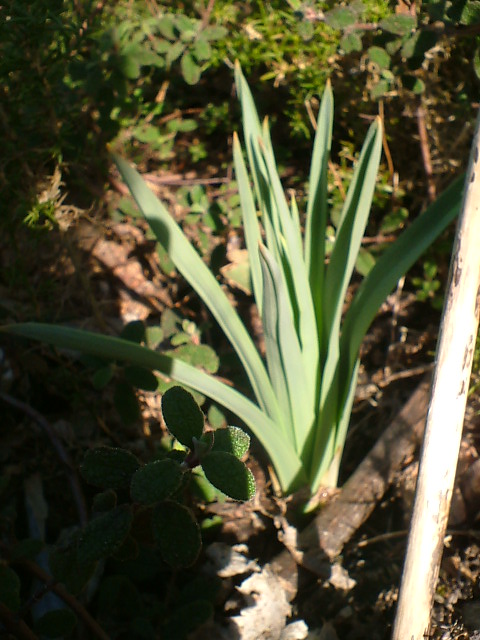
[202,25,228,41]
[119,53,141,79]
[193,36,211,62]
[181,51,201,85]
[212,426,250,458]
[161,386,204,446]
[157,15,176,40]
[401,30,438,61]
[166,41,184,66]
[368,46,391,69]
[124,365,158,391]
[0,565,20,612]
[34,609,77,639]
[92,489,117,513]
[114,380,140,424]
[81,447,140,490]
[152,501,201,568]
[207,404,227,429]
[130,459,183,504]
[49,541,96,595]
[380,208,409,233]
[77,506,133,564]
[166,343,219,373]
[370,78,391,99]
[402,74,426,94]
[324,6,357,29]
[379,14,416,35]
[120,320,146,343]
[355,248,376,277]
[340,32,363,53]
[459,1,480,25]
[201,451,255,501]
[92,365,114,389]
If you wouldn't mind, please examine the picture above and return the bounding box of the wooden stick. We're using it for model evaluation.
[270,377,431,593]
[392,110,480,640]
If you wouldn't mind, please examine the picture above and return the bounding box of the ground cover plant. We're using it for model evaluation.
[0,386,254,639]
[3,65,464,496]
[2,2,480,638]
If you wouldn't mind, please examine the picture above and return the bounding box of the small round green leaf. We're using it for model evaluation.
[212,426,250,459]
[120,320,146,343]
[324,6,357,28]
[368,46,391,69]
[340,32,363,54]
[379,14,416,36]
[34,609,77,639]
[152,501,201,568]
[201,452,255,501]
[124,365,158,391]
[92,489,117,513]
[181,51,201,85]
[91,365,114,390]
[370,78,391,99]
[49,541,96,595]
[81,447,140,490]
[161,386,204,447]
[77,506,133,565]
[130,459,183,504]
[402,74,425,94]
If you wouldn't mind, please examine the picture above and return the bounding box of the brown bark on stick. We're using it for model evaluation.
[270,378,431,592]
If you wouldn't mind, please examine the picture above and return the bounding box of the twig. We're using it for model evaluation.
[12,557,110,640]
[0,392,88,527]
[392,106,480,640]
[0,601,39,640]
[416,102,437,203]
[269,378,431,592]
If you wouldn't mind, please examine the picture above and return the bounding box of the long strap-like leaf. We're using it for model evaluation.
[115,155,282,426]
[1,323,305,492]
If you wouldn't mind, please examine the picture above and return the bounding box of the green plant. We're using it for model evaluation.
[2,65,463,495]
[309,0,480,99]
[0,387,253,638]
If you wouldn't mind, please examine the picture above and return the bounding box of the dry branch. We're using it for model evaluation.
[270,378,431,595]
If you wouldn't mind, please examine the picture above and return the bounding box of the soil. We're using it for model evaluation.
[2,156,480,640]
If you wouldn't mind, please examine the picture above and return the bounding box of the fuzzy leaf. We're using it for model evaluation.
[379,14,416,35]
[212,426,250,458]
[130,459,183,504]
[34,610,77,639]
[91,365,114,389]
[161,386,204,446]
[120,320,146,343]
[181,51,201,85]
[340,32,363,53]
[153,501,201,568]
[77,506,133,565]
[325,6,357,28]
[368,46,391,69]
[202,451,255,501]
[81,447,140,490]
[124,365,158,391]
